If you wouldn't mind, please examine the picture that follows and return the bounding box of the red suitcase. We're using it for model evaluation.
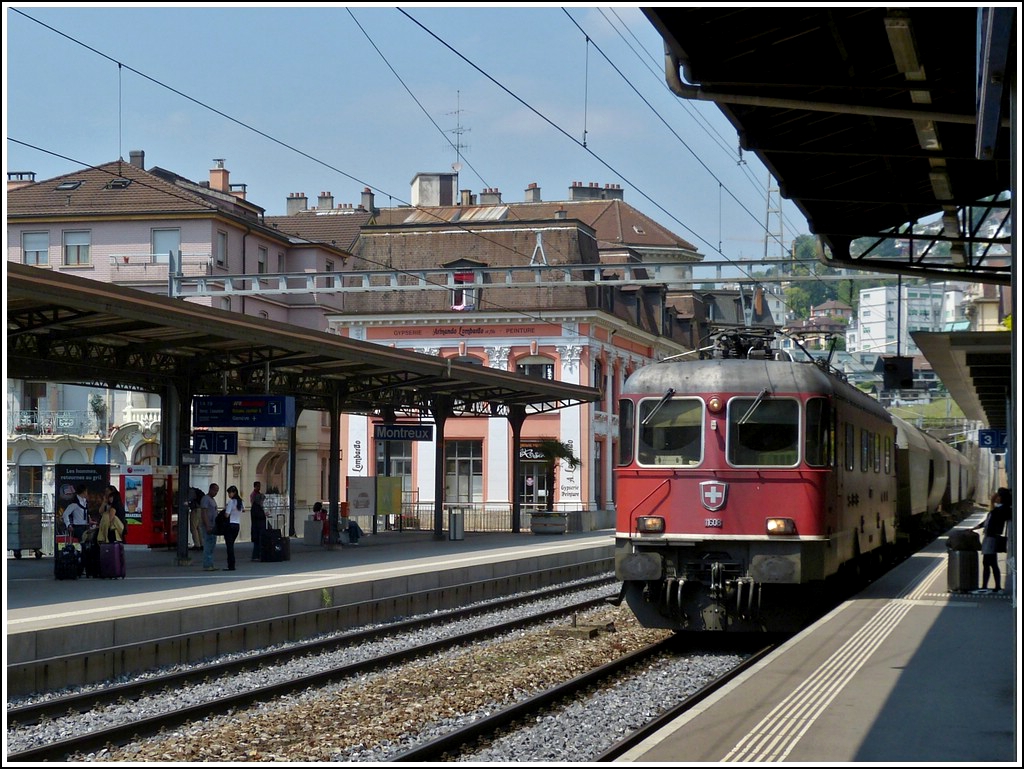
[98,541,126,579]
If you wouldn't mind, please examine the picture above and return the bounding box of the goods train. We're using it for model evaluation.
[612,329,976,633]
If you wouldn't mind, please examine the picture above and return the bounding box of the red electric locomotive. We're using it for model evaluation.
[613,330,905,633]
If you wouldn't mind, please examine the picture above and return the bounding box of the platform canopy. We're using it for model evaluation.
[645,7,1014,285]
[912,331,1011,431]
[6,262,600,418]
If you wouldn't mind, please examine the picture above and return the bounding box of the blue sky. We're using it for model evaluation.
[4,4,808,278]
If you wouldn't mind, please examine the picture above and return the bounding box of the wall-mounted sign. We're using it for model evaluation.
[373,424,433,441]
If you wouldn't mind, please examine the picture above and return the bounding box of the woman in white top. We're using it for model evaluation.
[223,485,244,571]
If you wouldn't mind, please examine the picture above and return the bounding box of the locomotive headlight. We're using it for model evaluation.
[766,517,797,535]
[707,396,723,413]
[636,516,665,533]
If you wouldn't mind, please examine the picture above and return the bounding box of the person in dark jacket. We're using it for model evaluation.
[973,487,1012,593]
[250,481,266,561]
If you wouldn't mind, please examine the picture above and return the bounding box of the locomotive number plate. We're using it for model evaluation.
[704,518,723,528]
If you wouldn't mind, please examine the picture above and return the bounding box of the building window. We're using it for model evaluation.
[17,464,43,505]
[445,440,483,503]
[257,246,268,274]
[517,355,555,380]
[22,232,49,265]
[326,259,334,273]
[451,272,477,311]
[277,252,285,272]
[63,230,90,266]
[216,231,227,266]
[152,228,180,264]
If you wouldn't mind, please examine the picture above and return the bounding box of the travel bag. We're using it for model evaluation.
[98,541,127,579]
[54,534,80,580]
[261,514,291,562]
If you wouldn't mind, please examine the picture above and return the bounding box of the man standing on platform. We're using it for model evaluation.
[200,483,220,571]
[250,481,266,561]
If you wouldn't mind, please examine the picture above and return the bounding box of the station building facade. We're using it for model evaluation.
[8,156,713,536]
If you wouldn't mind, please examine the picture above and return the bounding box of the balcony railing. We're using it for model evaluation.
[10,410,92,436]
[109,251,213,277]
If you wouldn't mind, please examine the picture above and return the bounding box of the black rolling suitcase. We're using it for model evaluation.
[261,514,291,562]
[54,534,80,580]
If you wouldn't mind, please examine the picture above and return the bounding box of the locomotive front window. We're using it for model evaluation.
[727,398,799,466]
[637,398,703,466]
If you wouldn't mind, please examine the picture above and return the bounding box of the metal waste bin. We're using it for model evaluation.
[448,509,465,541]
[7,504,44,559]
[947,549,978,592]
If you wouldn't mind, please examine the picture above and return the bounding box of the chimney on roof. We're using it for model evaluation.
[210,158,229,192]
[568,180,622,201]
[7,171,36,191]
[479,187,502,205]
[460,189,473,207]
[230,183,247,200]
[129,150,145,169]
[318,191,334,210]
[554,207,567,220]
[603,183,624,201]
[410,172,457,207]
[524,182,542,203]
[361,187,376,214]
[286,192,308,216]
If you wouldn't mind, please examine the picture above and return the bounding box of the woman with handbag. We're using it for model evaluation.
[973,487,1012,594]
[223,485,244,572]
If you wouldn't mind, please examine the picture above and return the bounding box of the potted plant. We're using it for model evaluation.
[528,438,581,535]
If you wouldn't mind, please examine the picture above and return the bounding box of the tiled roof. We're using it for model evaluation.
[7,160,225,217]
[371,198,699,255]
[265,209,373,252]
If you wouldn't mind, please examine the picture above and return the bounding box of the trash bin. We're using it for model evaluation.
[7,504,44,559]
[448,509,464,541]
[947,549,979,593]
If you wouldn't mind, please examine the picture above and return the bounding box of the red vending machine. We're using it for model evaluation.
[112,465,179,548]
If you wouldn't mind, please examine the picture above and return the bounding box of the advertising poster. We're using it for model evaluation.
[54,464,110,548]
[376,476,402,516]
[347,476,376,517]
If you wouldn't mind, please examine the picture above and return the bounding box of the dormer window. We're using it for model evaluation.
[451,271,478,311]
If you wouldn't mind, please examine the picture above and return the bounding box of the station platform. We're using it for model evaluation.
[4,527,615,691]
[621,512,1019,764]
[5,521,1019,764]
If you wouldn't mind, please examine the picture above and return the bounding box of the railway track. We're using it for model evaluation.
[7,577,618,762]
[388,638,778,763]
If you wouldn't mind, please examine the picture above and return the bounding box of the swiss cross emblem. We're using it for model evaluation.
[700,481,727,512]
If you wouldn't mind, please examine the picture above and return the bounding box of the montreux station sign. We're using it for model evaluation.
[193,395,296,428]
[373,423,433,441]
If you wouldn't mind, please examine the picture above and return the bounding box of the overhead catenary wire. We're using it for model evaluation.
[9,6,850,333]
